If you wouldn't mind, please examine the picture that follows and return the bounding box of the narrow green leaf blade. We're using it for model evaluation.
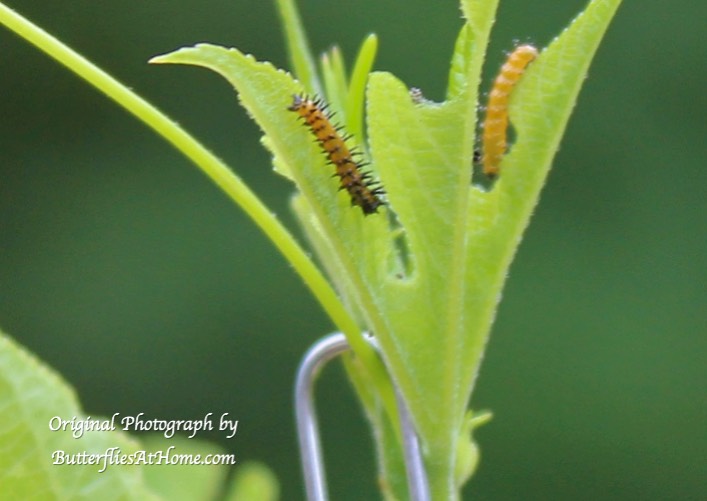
[273,0,321,94]
[320,45,349,119]
[347,34,378,142]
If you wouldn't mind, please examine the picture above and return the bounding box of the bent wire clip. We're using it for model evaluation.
[295,332,430,501]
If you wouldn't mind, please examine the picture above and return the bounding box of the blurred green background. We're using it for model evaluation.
[1,0,705,499]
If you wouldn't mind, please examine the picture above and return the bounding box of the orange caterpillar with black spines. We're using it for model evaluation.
[288,94,384,215]
[481,44,538,178]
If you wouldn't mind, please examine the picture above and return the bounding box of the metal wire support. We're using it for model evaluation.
[294,332,430,501]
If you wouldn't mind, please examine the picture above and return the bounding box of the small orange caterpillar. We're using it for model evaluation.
[288,94,384,215]
[481,44,538,178]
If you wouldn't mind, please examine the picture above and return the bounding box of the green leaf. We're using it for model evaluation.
[0,330,160,500]
[359,3,501,496]
[273,0,321,94]
[140,435,230,501]
[458,0,624,423]
[449,0,499,100]
[454,410,492,488]
[223,462,279,501]
[320,45,348,120]
[347,34,378,142]
[365,74,473,448]
[150,43,400,432]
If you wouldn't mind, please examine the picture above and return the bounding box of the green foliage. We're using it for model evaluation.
[0,331,158,500]
[151,0,621,496]
[140,436,226,501]
[0,0,622,498]
[0,330,279,500]
[142,435,279,501]
[224,462,280,501]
